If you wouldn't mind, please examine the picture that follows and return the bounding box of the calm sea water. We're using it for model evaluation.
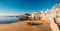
[0,16,20,24]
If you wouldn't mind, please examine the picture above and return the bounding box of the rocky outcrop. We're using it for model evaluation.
[18,15,29,21]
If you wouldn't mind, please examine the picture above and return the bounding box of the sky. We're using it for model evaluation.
[0,0,60,15]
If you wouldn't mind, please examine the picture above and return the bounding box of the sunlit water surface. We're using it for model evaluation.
[0,16,20,24]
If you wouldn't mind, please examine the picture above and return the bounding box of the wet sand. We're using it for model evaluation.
[0,20,52,31]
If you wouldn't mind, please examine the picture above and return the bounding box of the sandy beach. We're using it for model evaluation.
[0,20,52,31]
[0,0,60,31]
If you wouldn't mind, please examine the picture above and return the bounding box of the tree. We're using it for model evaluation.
[24,13,30,16]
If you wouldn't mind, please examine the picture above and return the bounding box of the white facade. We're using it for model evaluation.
[38,4,60,31]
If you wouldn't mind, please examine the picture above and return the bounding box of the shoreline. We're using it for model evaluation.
[0,20,52,31]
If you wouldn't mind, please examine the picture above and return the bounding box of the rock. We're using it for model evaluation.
[27,22,43,26]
